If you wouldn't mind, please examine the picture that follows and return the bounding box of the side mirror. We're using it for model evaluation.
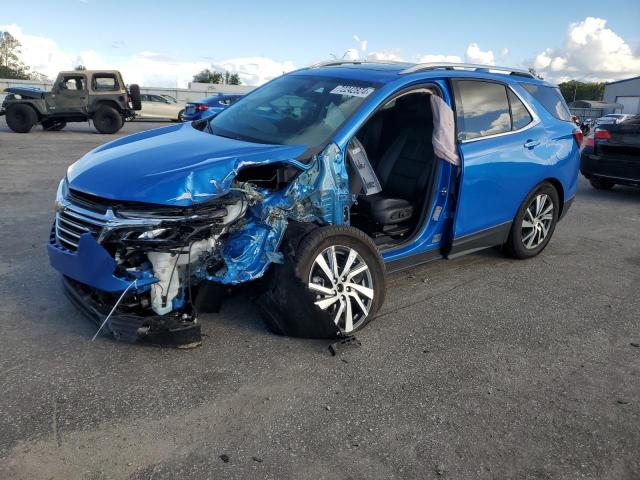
[58,82,68,90]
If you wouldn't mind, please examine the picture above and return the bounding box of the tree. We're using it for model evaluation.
[557,80,605,104]
[528,67,543,80]
[193,69,223,84]
[75,64,87,71]
[193,68,241,85]
[0,31,30,79]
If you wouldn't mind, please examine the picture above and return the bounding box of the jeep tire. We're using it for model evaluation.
[93,106,124,134]
[6,104,37,133]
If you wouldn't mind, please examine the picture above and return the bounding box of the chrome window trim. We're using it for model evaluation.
[455,81,541,145]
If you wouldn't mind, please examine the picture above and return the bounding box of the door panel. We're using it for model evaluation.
[452,123,553,241]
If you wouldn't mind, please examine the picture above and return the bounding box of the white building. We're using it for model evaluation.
[603,76,640,114]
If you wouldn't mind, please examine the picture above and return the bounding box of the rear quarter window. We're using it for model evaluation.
[521,83,572,122]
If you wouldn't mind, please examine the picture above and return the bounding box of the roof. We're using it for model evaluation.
[294,60,551,86]
[57,70,122,76]
[605,75,640,86]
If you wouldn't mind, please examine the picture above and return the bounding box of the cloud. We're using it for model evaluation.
[464,43,495,65]
[367,49,405,61]
[210,57,296,86]
[416,53,462,63]
[500,47,509,57]
[0,24,294,87]
[415,43,494,65]
[343,48,360,60]
[353,35,368,52]
[530,17,640,82]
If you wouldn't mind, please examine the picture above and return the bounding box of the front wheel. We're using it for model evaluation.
[258,226,386,338]
[295,226,386,334]
[504,182,559,259]
[6,104,37,133]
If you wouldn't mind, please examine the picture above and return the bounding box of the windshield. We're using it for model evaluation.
[209,75,379,154]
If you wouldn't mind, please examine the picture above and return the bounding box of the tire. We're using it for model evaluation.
[261,226,386,338]
[6,104,37,133]
[42,119,66,131]
[176,109,185,122]
[589,177,615,190]
[129,84,142,111]
[93,106,124,134]
[504,182,559,259]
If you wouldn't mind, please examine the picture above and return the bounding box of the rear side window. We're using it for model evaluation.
[453,81,510,140]
[508,89,533,130]
[521,83,572,122]
[93,74,119,91]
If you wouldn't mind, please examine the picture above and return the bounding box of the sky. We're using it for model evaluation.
[2,0,639,87]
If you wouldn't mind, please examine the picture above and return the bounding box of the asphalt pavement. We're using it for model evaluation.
[0,118,638,480]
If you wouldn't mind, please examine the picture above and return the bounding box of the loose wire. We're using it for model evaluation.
[91,279,138,342]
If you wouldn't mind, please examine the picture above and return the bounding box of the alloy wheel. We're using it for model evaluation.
[307,245,374,333]
[521,193,554,249]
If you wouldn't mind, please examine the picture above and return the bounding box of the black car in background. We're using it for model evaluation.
[581,114,640,190]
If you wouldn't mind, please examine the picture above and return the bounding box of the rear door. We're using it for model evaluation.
[449,79,552,256]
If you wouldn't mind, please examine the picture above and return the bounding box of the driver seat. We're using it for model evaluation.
[359,95,435,226]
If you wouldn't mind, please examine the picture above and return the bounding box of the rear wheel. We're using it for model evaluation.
[589,177,615,190]
[93,106,123,134]
[6,104,37,133]
[504,182,559,259]
[176,109,185,122]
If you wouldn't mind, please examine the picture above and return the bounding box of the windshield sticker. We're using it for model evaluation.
[330,85,375,98]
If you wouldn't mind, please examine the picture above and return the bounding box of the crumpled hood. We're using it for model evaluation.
[4,86,46,99]
[67,122,307,206]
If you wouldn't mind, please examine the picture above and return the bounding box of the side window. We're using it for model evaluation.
[61,76,86,91]
[453,80,511,140]
[521,83,572,122]
[508,89,533,130]
[93,74,118,91]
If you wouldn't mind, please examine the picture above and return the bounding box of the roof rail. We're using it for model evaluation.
[310,59,407,68]
[401,62,534,78]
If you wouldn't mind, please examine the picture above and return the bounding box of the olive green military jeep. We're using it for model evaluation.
[0,70,142,134]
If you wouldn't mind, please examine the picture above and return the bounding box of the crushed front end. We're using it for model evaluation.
[48,179,252,347]
[48,137,355,346]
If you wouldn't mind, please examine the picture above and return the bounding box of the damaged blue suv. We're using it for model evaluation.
[48,61,581,347]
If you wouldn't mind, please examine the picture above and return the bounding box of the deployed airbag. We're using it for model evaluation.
[430,95,460,166]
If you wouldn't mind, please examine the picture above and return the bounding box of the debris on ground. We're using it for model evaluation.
[219,454,230,463]
[252,456,263,463]
[328,336,361,356]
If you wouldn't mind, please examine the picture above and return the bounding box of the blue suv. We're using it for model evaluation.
[181,93,244,122]
[48,61,581,347]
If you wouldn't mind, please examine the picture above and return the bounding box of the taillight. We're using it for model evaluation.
[571,115,580,126]
[594,129,611,141]
[572,128,583,146]
[585,135,594,148]
[196,104,209,111]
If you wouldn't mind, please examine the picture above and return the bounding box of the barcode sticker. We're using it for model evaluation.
[330,85,375,98]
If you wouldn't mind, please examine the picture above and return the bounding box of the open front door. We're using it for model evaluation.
[448,79,552,257]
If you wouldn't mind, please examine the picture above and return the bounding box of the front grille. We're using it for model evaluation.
[55,205,108,251]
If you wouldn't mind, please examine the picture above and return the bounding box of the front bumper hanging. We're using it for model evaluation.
[63,276,202,348]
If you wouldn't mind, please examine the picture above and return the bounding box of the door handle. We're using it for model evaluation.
[524,139,540,149]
